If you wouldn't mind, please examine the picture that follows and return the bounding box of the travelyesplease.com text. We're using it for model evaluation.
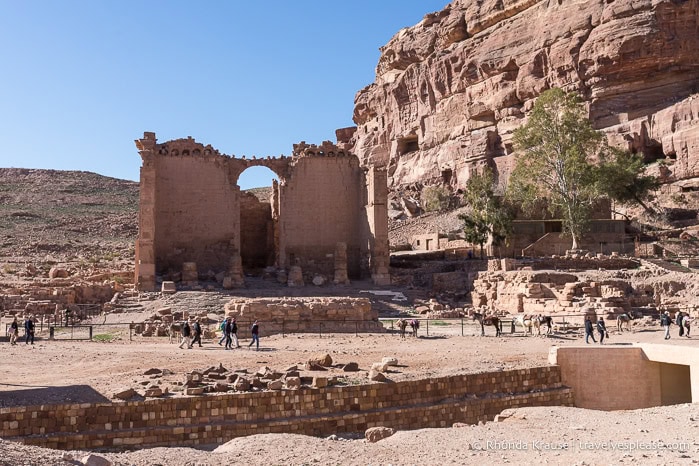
[472,439,689,452]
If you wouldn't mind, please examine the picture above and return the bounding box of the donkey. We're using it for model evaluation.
[472,312,501,337]
[396,318,408,338]
[409,319,420,337]
[616,311,636,332]
[533,315,553,336]
[168,321,182,344]
[515,314,535,336]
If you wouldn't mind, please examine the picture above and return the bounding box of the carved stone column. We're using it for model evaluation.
[366,167,391,285]
[134,132,158,291]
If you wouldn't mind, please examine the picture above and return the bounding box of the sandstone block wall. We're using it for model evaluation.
[1,366,572,451]
[281,156,363,278]
[223,297,384,334]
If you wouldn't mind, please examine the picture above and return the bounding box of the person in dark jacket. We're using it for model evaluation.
[24,315,35,345]
[178,321,192,349]
[248,320,260,351]
[661,311,672,340]
[231,318,240,348]
[584,316,596,344]
[191,319,202,347]
[224,318,233,350]
[9,316,19,345]
[596,317,607,345]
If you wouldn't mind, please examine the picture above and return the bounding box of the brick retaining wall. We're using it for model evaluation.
[1,366,573,451]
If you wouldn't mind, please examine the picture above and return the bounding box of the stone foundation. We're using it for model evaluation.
[0,366,572,451]
[223,297,384,334]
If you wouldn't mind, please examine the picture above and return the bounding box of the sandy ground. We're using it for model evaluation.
[1,321,698,465]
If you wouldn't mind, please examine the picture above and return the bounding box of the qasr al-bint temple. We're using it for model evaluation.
[133,132,390,291]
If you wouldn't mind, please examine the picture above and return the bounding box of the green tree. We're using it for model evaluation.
[510,88,604,250]
[596,149,660,215]
[459,168,511,258]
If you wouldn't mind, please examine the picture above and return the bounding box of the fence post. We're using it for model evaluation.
[130,322,133,341]
[89,326,93,340]
[282,320,285,338]
[49,326,54,340]
[355,321,358,337]
[319,322,322,338]
[461,318,464,336]
[426,319,429,336]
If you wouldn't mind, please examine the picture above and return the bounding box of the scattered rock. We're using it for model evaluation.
[365,426,395,443]
[80,454,112,466]
[342,362,360,372]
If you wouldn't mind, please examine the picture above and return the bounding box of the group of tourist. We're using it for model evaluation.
[583,315,608,344]
[177,317,260,351]
[584,311,692,343]
[660,311,691,340]
[5,315,35,345]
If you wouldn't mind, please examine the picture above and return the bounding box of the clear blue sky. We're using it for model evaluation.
[0,0,447,189]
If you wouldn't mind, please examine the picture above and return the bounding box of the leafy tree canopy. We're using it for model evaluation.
[509,88,605,250]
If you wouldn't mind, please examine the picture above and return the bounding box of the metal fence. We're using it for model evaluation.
[3,312,655,343]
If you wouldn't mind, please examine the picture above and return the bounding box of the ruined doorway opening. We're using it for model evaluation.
[237,166,279,274]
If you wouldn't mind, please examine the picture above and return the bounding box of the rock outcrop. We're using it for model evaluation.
[345,0,699,192]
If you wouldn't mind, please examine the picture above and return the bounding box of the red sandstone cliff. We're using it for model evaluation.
[347,0,699,192]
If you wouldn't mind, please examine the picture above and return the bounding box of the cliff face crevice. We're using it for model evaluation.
[347,0,699,192]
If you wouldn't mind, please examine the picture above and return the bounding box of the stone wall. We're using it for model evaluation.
[281,156,363,278]
[223,297,384,334]
[239,192,273,269]
[134,134,390,290]
[0,366,572,451]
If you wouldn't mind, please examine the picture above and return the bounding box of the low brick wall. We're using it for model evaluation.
[1,366,572,451]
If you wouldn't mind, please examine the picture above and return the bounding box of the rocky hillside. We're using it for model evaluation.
[0,168,139,267]
[347,0,699,194]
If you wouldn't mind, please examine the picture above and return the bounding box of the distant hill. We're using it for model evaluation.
[0,168,139,265]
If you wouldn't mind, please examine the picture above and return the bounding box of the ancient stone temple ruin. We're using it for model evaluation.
[134,132,390,291]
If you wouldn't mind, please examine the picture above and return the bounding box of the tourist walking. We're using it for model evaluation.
[677,312,685,337]
[179,320,192,349]
[596,317,607,345]
[683,315,691,337]
[660,311,672,340]
[230,317,240,348]
[248,320,260,351]
[224,317,233,350]
[217,318,228,346]
[9,316,19,345]
[191,318,202,347]
[24,315,35,345]
[584,316,596,344]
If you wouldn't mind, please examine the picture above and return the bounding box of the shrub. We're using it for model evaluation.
[421,185,453,212]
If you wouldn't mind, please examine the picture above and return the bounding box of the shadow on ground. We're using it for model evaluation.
[0,384,110,408]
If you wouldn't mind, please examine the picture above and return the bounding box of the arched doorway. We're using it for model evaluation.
[237,166,279,273]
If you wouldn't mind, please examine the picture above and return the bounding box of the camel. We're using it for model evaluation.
[533,315,553,336]
[515,314,535,335]
[409,319,420,337]
[616,311,636,332]
[472,312,501,337]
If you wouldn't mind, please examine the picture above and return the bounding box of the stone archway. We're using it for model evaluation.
[235,166,279,272]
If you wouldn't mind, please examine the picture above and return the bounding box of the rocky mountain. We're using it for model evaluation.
[0,168,139,266]
[346,0,699,194]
